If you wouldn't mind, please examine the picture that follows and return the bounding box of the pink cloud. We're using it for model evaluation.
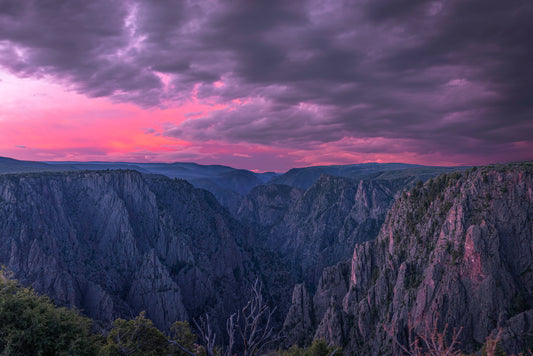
[0,71,221,162]
[0,70,529,172]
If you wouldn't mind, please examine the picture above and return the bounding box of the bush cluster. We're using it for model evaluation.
[0,272,342,355]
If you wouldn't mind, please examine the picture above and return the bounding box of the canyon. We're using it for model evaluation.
[0,157,531,354]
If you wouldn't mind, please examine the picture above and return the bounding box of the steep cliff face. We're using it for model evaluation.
[0,170,251,331]
[236,177,401,327]
[240,176,410,286]
[237,184,304,230]
[282,283,315,347]
[313,163,533,354]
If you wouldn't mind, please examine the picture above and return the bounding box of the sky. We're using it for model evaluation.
[0,0,532,172]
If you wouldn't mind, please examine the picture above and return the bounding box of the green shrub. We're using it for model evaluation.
[99,312,169,356]
[0,271,100,355]
[274,339,343,356]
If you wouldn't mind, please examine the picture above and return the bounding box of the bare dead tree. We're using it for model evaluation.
[168,339,197,356]
[194,314,217,356]
[384,319,423,356]
[238,279,277,356]
[483,329,502,356]
[225,313,237,356]
[383,314,463,356]
[417,321,462,356]
[192,279,276,356]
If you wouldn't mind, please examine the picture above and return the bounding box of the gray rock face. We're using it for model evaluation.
[239,176,406,287]
[127,250,188,328]
[314,303,346,347]
[237,177,403,326]
[270,176,396,285]
[311,163,533,354]
[497,310,533,352]
[242,174,438,336]
[0,170,251,331]
[282,283,315,347]
[313,261,351,325]
[281,260,351,348]
[237,184,304,229]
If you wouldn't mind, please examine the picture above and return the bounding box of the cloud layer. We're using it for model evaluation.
[0,0,532,169]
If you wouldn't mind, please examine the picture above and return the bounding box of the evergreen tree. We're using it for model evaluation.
[0,270,100,355]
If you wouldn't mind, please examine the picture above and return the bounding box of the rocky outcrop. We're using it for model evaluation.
[311,163,533,354]
[313,261,351,325]
[281,260,351,346]
[0,170,252,331]
[240,175,409,286]
[243,174,438,333]
[281,283,315,347]
[496,310,533,352]
[237,177,400,325]
[315,302,347,347]
[237,184,304,230]
[127,250,188,328]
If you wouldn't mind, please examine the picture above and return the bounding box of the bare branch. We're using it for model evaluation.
[194,314,217,356]
[383,323,416,356]
[225,313,236,356]
[383,314,463,356]
[168,339,197,356]
[237,279,276,356]
[483,329,503,356]
[191,279,277,356]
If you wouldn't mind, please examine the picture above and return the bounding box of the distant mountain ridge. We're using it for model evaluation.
[1,156,468,211]
[0,156,78,173]
[269,163,471,189]
[269,163,418,189]
[1,158,279,213]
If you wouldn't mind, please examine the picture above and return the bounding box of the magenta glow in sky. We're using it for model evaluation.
[0,0,532,172]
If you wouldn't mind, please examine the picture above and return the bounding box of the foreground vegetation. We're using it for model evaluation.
[2,269,531,355]
[0,270,100,355]
[0,272,342,355]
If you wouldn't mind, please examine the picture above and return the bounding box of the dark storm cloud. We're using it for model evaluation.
[166,98,345,148]
[0,0,531,160]
[0,0,163,105]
